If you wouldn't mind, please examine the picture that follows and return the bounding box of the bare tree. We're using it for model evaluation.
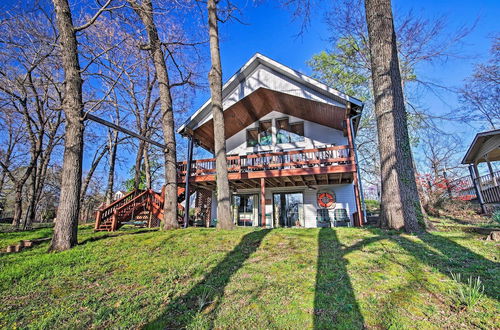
[206,0,233,230]
[458,36,499,130]
[126,0,180,229]
[0,6,64,229]
[50,0,117,251]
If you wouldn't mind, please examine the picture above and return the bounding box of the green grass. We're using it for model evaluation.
[0,222,498,329]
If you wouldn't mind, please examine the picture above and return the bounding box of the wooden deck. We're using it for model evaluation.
[177,145,356,190]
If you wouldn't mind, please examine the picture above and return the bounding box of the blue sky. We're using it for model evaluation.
[193,0,499,135]
[177,0,498,176]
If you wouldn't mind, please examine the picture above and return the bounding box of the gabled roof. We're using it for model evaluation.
[178,53,363,136]
[462,129,500,164]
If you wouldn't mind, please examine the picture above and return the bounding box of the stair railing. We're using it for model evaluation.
[95,189,143,229]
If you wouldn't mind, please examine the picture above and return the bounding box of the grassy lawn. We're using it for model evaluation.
[0,222,498,329]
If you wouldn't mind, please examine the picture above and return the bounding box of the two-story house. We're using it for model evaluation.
[177,53,365,228]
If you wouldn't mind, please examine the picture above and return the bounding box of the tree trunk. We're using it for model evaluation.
[134,139,145,190]
[11,185,23,229]
[364,0,423,232]
[50,0,85,251]
[128,0,178,229]
[105,130,118,204]
[80,144,108,212]
[24,171,38,230]
[143,143,152,189]
[207,0,233,230]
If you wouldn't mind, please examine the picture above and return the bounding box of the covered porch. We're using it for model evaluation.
[460,129,500,212]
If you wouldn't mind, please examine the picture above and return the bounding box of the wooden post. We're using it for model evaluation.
[260,178,266,228]
[111,213,118,232]
[94,210,102,230]
[345,117,364,226]
[487,160,498,186]
[184,137,194,228]
[469,165,487,214]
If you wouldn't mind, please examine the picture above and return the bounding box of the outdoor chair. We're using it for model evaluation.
[333,208,351,227]
[316,208,332,227]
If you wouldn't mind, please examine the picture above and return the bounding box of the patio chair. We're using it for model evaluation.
[333,208,351,227]
[316,209,332,227]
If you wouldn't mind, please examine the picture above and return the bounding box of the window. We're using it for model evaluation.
[259,120,272,146]
[247,120,272,147]
[276,118,304,144]
[247,129,259,147]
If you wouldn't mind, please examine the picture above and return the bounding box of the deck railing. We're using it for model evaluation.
[449,170,500,203]
[177,145,352,178]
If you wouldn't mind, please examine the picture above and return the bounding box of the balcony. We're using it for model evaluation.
[177,145,356,189]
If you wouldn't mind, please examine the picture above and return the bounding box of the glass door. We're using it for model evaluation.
[233,194,256,227]
[273,192,304,227]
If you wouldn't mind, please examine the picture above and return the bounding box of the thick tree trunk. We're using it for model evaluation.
[105,131,118,204]
[50,0,85,251]
[207,0,233,230]
[128,0,178,229]
[364,0,423,232]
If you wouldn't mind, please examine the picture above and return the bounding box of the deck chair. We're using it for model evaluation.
[316,209,331,227]
[333,208,351,227]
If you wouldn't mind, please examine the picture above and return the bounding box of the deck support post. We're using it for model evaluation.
[469,164,487,214]
[260,178,266,228]
[184,137,194,228]
[346,115,364,226]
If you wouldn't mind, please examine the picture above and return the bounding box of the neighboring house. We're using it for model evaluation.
[177,53,365,228]
[114,191,126,201]
[456,129,500,212]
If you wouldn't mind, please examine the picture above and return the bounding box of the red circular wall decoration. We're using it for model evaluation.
[317,192,335,208]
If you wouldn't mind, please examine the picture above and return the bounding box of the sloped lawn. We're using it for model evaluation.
[0,223,498,329]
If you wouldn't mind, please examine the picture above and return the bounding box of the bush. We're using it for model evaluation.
[492,209,500,225]
[364,199,380,214]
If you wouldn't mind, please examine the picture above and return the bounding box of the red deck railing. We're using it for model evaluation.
[177,145,353,178]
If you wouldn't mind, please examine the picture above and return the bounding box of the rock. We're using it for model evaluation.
[486,231,500,241]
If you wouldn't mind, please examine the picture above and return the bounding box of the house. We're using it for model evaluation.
[177,53,366,228]
[456,129,500,212]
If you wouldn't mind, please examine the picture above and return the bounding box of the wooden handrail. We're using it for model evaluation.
[177,145,352,177]
[177,145,350,165]
[99,189,139,211]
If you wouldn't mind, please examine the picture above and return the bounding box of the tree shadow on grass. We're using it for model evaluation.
[145,229,271,329]
[368,228,499,302]
[314,228,365,329]
[78,228,157,245]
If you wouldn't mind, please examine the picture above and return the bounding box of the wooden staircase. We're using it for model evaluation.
[94,188,185,232]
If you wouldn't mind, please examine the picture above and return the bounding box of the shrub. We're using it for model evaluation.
[492,209,500,225]
[365,199,380,214]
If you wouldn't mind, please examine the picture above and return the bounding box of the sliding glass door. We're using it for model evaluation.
[232,194,257,227]
[273,192,304,227]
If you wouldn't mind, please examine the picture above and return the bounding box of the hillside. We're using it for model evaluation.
[0,223,498,329]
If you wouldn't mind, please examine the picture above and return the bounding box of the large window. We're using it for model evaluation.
[276,118,304,144]
[246,117,304,147]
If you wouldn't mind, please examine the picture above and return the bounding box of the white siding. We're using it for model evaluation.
[226,184,357,228]
[226,111,348,156]
[195,64,345,129]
